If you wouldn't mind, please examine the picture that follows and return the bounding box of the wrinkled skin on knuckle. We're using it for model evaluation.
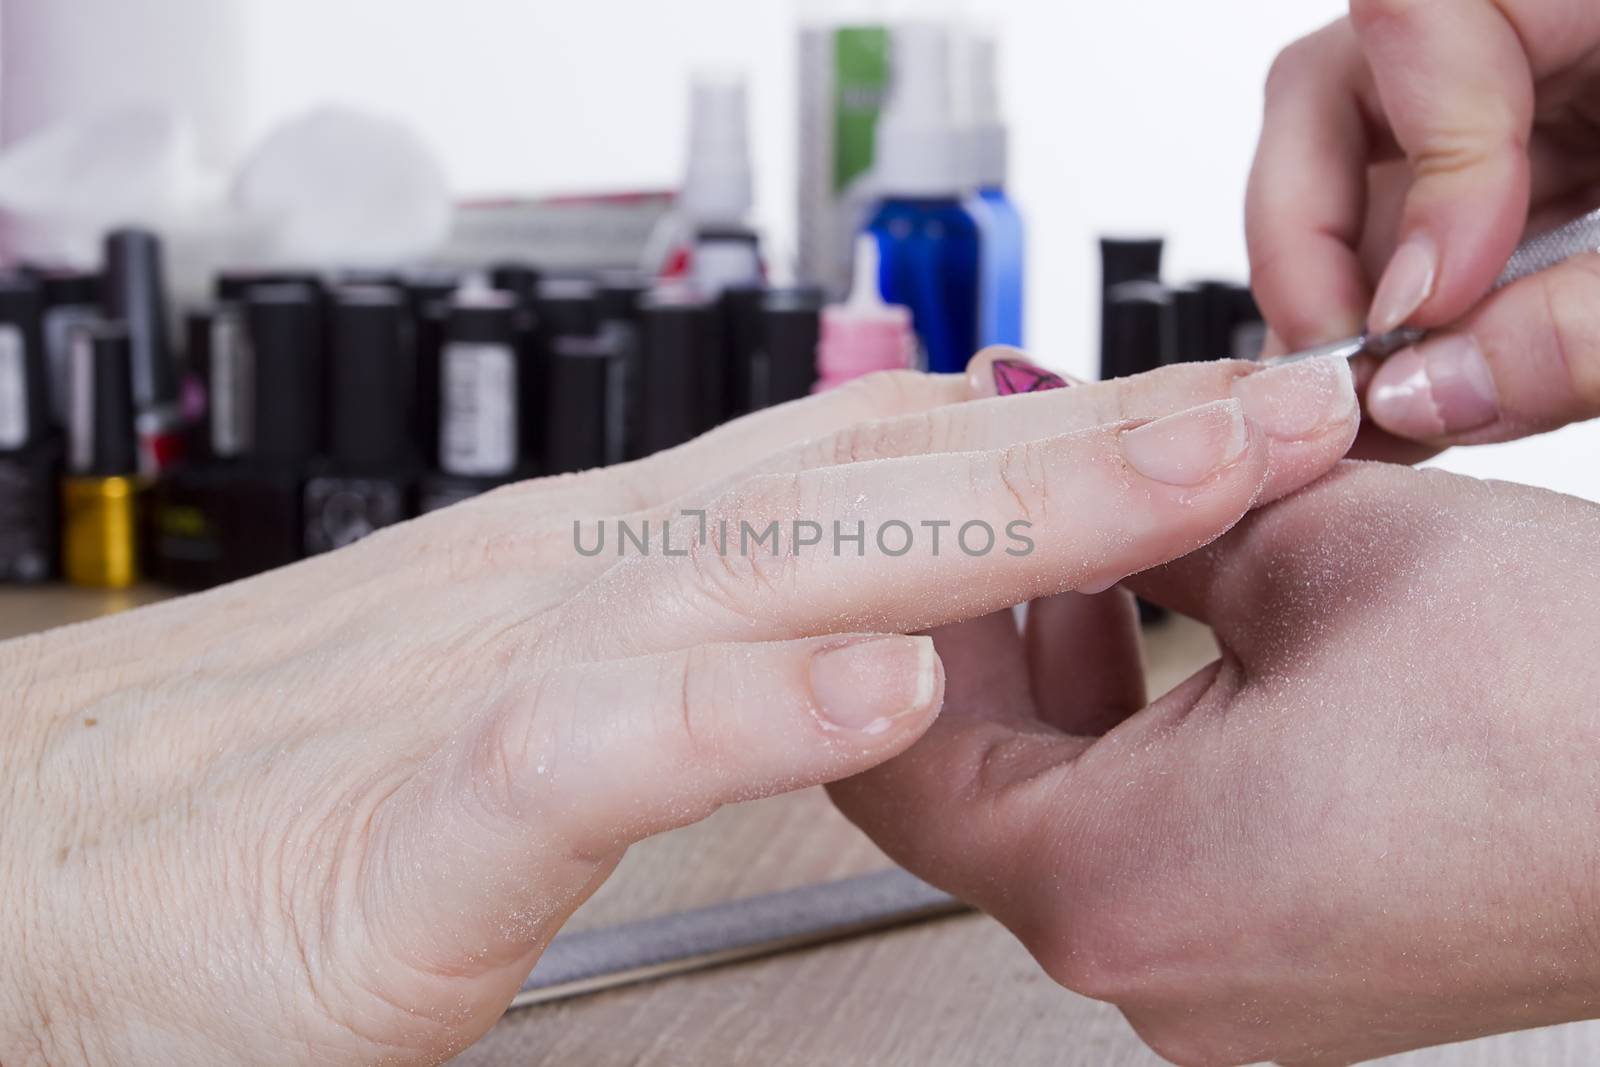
[684,476,808,620]
[836,368,926,421]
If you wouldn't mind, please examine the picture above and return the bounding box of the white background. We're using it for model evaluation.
[4,0,1595,497]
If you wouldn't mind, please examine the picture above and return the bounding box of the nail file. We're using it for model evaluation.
[511,869,967,1009]
[1274,205,1600,366]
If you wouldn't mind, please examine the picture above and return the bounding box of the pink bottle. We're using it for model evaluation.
[814,235,917,391]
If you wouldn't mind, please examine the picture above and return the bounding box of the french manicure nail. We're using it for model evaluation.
[1230,357,1357,440]
[810,636,939,734]
[1368,232,1438,335]
[1120,399,1249,486]
[1367,333,1499,440]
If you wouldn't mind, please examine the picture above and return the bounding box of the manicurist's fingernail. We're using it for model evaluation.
[809,636,940,734]
[1230,356,1357,440]
[1368,232,1438,335]
[1120,399,1249,486]
[1366,333,1499,440]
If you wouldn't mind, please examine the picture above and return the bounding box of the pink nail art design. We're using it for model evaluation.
[993,359,1071,396]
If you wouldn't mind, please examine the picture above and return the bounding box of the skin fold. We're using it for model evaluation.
[0,357,1357,1066]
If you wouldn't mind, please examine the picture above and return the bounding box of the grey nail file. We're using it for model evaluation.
[512,870,968,1009]
[1276,204,1600,366]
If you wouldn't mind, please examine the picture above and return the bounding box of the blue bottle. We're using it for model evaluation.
[965,31,1024,349]
[865,23,982,375]
[868,198,980,374]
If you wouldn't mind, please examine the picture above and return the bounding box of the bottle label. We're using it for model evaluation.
[440,342,517,476]
[210,309,252,458]
[0,325,28,449]
[44,305,98,428]
[68,330,95,471]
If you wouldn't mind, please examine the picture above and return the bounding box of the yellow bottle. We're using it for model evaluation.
[61,324,143,589]
[62,474,141,587]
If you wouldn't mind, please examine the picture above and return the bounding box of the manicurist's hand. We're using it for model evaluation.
[0,354,1356,1066]
[1247,1,1600,451]
[833,460,1600,1067]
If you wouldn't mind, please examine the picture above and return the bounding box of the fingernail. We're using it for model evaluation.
[1368,232,1438,335]
[1230,356,1357,440]
[809,636,939,734]
[970,349,1077,399]
[1367,333,1499,439]
[1120,399,1249,486]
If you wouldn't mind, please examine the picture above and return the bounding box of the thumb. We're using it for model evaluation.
[365,634,942,992]
[1352,0,1534,334]
[1365,253,1600,443]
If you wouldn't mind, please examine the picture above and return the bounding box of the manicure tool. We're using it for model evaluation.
[1275,205,1600,365]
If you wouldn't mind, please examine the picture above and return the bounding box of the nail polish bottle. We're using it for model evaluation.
[718,284,766,421]
[419,292,529,512]
[544,333,628,475]
[224,282,325,576]
[754,287,824,409]
[633,290,722,457]
[597,271,651,459]
[1102,281,1174,381]
[104,229,184,473]
[814,235,916,393]
[38,269,102,431]
[1168,284,1210,364]
[61,323,144,588]
[0,274,62,582]
[303,286,417,555]
[1099,237,1164,376]
[148,305,244,589]
[403,268,464,473]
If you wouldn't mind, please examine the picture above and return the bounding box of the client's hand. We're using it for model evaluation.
[0,356,1356,1066]
[832,460,1600,1066]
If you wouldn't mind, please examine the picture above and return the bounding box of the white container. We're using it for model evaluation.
[0,0,249,167]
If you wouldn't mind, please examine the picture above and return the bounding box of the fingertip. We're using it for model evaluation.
[809,634,944,738]
[967,346,1078,399]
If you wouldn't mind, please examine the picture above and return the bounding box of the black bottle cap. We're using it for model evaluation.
[1099,237,1164,285]
[216,270,323,304]
[328,286,416,471]
[0,273,49,452]
[544,333,625,475]
[103,228,175,410]
[446,290,520,345]
[596,271,650,326]
[489,262,543,304]
[66,321,138,476]
[636,291,721,456]
[332,268,403,289]
[719,285,767,419]
[38,270,101,309]
[759,287,823,409]
[1104,280,1174,380]
[247,282,325,468]
[404,269,463,312]
[537,277,600,339]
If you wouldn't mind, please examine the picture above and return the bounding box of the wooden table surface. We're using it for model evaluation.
[4,588,1597,1066]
